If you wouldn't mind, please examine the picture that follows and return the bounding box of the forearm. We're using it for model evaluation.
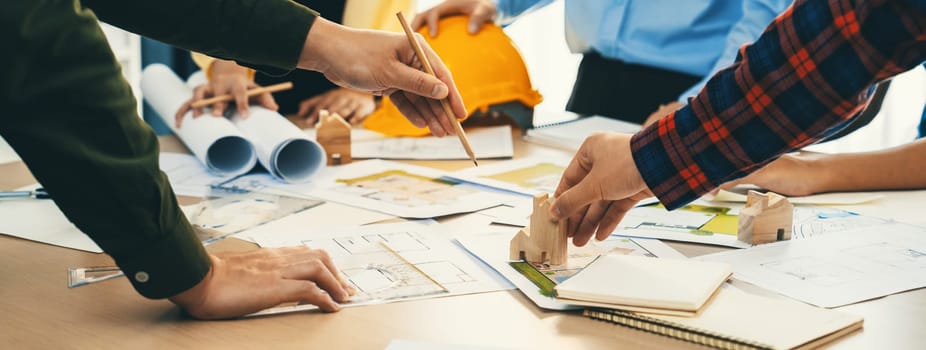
[814,140,926,192]
[1,1,209,298]
[632,0,926,210]
[83,0,318,72]
[676,0,791,101]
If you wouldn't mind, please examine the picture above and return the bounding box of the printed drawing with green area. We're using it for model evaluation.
[447,156,573,196]
[311,159,510,219]
[615,201,886,248]
[336,170,473,208]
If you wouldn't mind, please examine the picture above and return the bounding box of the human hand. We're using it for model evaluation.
[174,60,279,128]
[717,153,827,197]
[643,101,685,127]
[298,18,466,137]
[168,247,355,320]
[411,0,497,37]
[297,88,376,126]
[550,133,653,247]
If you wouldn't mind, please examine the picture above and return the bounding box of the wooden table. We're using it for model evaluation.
[2,132,925,349]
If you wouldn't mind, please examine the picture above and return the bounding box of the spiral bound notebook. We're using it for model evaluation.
[584,285,863,350]
[524,115,641,151]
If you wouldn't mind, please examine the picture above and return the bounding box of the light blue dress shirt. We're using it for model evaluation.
[495,0,792,101]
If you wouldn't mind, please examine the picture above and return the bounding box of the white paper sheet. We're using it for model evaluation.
[0,135,20,165]
[705,187,883,205]
[698,222,926,308]
[301,159,510,218]
[159,152,232,197]
[449,155,572,196]
[457,231,685,310]
[250,221,513,315]
[233,202,393,243]
[0,185,102,253]
[524,115,642,151]
[143,64,325,182]
[142,64,256,177]
[346,125,514,160]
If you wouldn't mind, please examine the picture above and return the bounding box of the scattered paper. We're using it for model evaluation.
[302,159,510,218]
[305,126,514,160]
[524,115,641,151]
[449,156,572,196]
[615,203,889,248]
[0,184,101,253]
[457,231,685,310]
[705,187,883,205]
[233,201,393,243]
[249,221,513,316]
[699,222,926,308]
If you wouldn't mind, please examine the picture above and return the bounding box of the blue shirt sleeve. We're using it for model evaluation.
[494,0,556,26]
[677,0,793,102]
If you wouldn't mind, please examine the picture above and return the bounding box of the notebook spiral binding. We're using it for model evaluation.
[584,308,774,350]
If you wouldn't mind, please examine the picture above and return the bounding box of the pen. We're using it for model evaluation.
[396,12,479,167]
[0,187,50,199]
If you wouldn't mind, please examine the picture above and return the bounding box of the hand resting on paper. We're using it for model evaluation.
[550,132,653,247]
[175,60,279,128]
[169,246,356,319]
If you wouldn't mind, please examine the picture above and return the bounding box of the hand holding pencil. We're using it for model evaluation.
[175,61,287,128]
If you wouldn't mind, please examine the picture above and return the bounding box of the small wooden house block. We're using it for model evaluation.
[315,110,352,165]
[737,190,794,245]
[509,193,567,265]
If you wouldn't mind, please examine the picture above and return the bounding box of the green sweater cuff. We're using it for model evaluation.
[113,218,211,299]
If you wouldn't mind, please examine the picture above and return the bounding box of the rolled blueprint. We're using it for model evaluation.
[141,64,257,177]
[231,107,325,182]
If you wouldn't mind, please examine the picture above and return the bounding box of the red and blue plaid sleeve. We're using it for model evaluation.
[631,0,926,210]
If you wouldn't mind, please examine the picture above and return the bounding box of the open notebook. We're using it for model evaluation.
[585,284,863,350]
[524,115,641,151]
[554,255,732,316]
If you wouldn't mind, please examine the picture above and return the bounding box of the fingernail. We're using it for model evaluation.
[551,204,562,219]
[431,84,447,99]
[468,23,478,34]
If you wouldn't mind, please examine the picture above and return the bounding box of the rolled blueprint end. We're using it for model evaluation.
[141,64,257,177]
[273,138,326,183]
[207,136,256,175]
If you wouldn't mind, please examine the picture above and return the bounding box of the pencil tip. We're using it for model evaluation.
[473,160,479,167]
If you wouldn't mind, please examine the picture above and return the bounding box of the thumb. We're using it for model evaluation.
[550,179,601,221]
[390,63,449,99]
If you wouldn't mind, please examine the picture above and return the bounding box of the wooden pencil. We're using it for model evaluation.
[190,81,293,109]
[396,12,478,166]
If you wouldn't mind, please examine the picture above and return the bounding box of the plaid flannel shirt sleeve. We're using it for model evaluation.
[631,0,926,210]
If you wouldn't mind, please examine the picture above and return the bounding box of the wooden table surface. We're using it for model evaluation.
[1,131,925,349]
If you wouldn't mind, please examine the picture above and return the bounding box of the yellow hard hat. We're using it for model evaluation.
[364,15,543,136]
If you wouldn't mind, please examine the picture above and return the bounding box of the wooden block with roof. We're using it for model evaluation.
[315,110,352,165]
[510,193,567,265]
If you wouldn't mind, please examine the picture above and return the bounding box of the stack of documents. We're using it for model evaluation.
[554,255,732,316]
[524,116,641,150]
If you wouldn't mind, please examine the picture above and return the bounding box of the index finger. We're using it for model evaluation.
[423,43,467,122]
[554,137,596,197]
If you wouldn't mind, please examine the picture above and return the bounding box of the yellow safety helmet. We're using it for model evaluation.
[364,15,543,136]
